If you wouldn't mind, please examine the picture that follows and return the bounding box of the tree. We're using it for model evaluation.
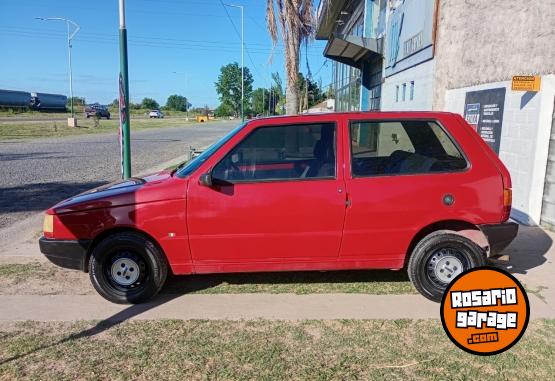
[214,62,254,118]
[267,0,314,115]
[271,72,285,115]
[165,94,189,111]
[141,97,159,110]
[251,88,270,115]
[66,96,86,108]
[215,103,235,117]
[297,72,324,111]
[110,98,119,108]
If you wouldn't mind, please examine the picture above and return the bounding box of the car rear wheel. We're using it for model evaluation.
[89,232,168,304]
[407,231,486,302]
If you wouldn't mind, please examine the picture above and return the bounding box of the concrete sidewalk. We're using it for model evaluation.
[0,293,552,322]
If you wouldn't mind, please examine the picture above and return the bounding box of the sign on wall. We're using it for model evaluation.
[511,75,541,92]
[464,88,506,154]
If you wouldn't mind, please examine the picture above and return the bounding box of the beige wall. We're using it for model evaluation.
[433,0,555,110]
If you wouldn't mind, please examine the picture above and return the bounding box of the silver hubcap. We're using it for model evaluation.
[429,249,464,284]
[111,258,140,286]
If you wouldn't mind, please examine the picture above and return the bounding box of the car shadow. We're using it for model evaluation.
[160,269,411,294]
[492,224,553,274]
[0,180,107,215]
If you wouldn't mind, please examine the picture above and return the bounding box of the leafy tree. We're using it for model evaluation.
[251,88,270,115]
[214,103,235,117]
[297,72,325,111]
[110,98,119,108]
[271,72,285,115]
[141,97,159,110]
[66,97,86,108]
[165,94,189,111]
[215,62,254,117]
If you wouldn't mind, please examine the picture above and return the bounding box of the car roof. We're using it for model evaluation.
[254,111,457,121]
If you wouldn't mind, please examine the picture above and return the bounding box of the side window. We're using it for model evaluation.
[350,120,467,177]
[213,123,336,182]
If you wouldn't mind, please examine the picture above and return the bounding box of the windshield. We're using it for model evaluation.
[175,122,247,178]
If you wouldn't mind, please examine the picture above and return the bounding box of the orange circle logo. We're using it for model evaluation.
[440,267,529,355]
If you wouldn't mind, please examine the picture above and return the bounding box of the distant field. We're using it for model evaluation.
[0,115,213,140]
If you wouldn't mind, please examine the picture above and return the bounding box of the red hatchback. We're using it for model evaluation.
[39,112,518,303]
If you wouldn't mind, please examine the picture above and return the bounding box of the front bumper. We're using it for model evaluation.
[478,222,519,257]
[39,237,92,272]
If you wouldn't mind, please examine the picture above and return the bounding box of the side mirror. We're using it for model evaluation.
[199,172,213,187]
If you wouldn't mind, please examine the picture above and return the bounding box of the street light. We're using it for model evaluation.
[35,17,80,120]
[223,3,244,122]
[172,71,189,120]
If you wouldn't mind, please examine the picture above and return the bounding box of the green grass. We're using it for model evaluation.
[168,270,415,295]
[0,262,415,295]
[0,115,215,140]
[0,263,55,282]
[0,319,553,380]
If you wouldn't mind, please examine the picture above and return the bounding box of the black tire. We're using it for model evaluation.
[407,231,486,302]
[89,232,168,304]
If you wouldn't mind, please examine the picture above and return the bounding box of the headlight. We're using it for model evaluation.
[43,214,54,234]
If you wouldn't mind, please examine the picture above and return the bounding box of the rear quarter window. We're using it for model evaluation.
[350,120,468,177]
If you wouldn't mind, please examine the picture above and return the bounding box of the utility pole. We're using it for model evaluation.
[118,0,131,178]
[35,17,80,125]
[224,3,244,122]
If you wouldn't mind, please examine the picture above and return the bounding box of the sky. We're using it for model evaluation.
[0,0,331,108]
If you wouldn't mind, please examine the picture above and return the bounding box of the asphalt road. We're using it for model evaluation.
[0,120,237,231]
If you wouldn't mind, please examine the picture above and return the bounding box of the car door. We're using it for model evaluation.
[341,116,473,267]
[187,119,346,265]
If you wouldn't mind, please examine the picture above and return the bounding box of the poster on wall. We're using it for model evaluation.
[463,88,506,154]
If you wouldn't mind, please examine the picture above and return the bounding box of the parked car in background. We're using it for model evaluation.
[39,112,517,304]
[149,109,164,118]
[85,104,110,119]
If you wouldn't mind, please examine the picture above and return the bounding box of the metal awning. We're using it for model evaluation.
[323,34,383,68]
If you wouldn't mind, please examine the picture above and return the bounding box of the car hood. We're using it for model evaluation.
[51,170,184,214]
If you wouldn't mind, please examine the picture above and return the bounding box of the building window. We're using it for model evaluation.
[395,85,399,102]
[332,62,361,112]
[402,83,406,101]
[410,81,414,100]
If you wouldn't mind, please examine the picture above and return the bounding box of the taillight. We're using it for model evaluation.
[43,214,54,238]
[502,188,512,221]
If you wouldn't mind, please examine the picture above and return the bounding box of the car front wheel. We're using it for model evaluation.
[89,232,168,304]
[407,231,486,302]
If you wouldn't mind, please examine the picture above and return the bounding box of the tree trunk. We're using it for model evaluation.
[284,16,300,115]
[286,83,298,115]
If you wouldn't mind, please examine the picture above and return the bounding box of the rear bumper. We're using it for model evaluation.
[39,237,92,272]
[478,222,519,257]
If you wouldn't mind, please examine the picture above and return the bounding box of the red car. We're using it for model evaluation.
[39,112,517,303]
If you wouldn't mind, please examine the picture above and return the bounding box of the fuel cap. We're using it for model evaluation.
[443,194,455,206]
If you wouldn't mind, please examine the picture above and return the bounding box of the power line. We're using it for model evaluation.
[1,29,325,57]
[217,1,273,80]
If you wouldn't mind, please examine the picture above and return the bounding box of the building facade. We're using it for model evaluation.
[316,0,555,226]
